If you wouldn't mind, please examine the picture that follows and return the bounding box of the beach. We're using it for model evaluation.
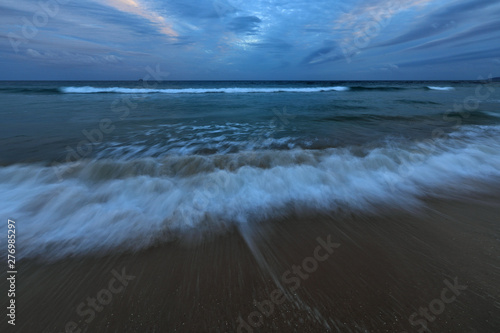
[4,190,499,332]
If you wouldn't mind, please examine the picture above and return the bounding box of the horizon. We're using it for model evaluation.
[2,0,500,80]
[1,78,499,82]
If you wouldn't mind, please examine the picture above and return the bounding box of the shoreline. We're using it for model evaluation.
[3,192,500,332]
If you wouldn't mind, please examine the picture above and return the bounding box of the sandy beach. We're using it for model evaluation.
[4,188,499,333]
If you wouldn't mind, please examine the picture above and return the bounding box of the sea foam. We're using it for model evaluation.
[427,86,455,91]
[2,125,500,259]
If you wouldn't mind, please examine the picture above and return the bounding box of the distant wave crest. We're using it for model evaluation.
[426,86,455,91]
[60,86,350,94]
[0,85,458,95]
[60,85,456,94]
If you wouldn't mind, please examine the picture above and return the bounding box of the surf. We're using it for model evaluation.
[2,124,500,259]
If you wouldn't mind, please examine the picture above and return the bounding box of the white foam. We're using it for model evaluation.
[2,125,500,259]
[60,86,350,94]
[427,86,455,91]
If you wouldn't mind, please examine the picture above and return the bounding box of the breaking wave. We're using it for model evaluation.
[0,85,459,95]
[426,86,455,91]
[2,125,500,259]
[58,85,458,94]
[60,86,350,94]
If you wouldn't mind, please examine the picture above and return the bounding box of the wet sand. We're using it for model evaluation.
[3,193,500,333]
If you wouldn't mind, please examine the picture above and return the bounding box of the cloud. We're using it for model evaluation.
[408,20,500,51]
[250,38,292,50]
[93,0,178,37]
[303,0,435,65]
[211,0,239,18]
[301,41,345,65]
[25,48,123,65]
[1,0,500,80]
[371,63,399,71]
[399,46,500,67]
[227,16,262,35]
[374,0,498,48]
[333,0,433,32]
[26,48,42,58]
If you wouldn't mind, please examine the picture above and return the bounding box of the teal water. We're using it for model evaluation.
[1,80,499,163]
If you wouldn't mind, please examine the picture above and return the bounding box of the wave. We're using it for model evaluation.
[60,86,350,94]
[426,86,455,91]
[348,86,454,92]
[0,85,458,95]
[60,85,457,94]
[94,112,500,159]
[2,125,500,260]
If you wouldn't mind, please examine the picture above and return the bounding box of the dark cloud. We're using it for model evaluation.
[375,0,499,49]
[432,0,497,19]
[300,40,346,65]
[227,16,262,35]
[409,20,500,51]
[399,47,500,67]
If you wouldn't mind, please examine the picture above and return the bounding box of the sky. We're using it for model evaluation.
[1,0,500,80]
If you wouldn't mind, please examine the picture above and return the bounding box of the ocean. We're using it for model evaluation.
[1,80,500,259]
[2,80,500,332]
